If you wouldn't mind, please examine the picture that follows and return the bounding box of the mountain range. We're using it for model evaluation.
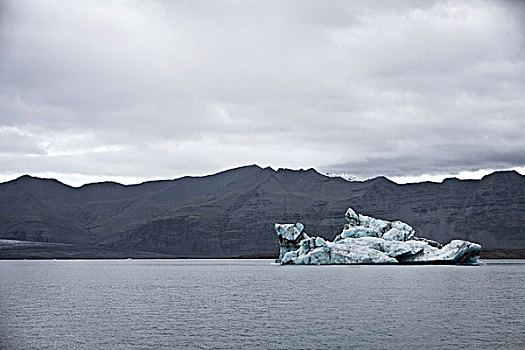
[0,165,524,258]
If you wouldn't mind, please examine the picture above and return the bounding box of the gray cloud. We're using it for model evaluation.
[1,0,524,185]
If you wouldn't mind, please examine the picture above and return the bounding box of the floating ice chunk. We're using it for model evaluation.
[386,240,427,258]
[275,222,309,263]
[275,207,482,265]
[336,214,414,242]
[382,221,415,241]
[344,207,360,225]
[274,222,305,242]
[280,236,397,265]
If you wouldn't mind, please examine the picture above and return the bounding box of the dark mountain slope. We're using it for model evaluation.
[0,166,523,258]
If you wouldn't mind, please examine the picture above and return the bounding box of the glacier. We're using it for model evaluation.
[275,208,482,265]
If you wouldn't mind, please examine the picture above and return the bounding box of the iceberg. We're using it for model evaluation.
[275,208,482,265]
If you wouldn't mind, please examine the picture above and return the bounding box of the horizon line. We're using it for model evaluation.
[0,164,523,188]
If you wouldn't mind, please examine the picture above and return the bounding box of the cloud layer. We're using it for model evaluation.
[1,0,524,185]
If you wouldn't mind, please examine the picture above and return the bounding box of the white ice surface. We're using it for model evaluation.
[276,207,482,265]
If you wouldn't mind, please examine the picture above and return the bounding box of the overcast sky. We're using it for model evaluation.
[1,0,524,186]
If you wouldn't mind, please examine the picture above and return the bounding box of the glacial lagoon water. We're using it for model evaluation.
[1,259,524,349]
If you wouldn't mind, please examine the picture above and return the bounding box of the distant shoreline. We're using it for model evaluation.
[1,249,524,260]
[479,249,525,259]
